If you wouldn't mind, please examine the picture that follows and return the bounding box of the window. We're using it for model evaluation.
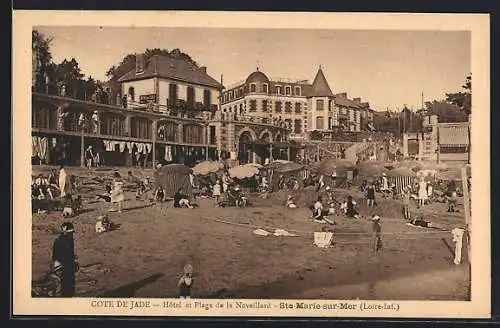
[250,83,256,93]
[168,84,177,107]
[295,103,302,114]
[229,91,233,100]
[239,104,244,115]
[262,83,268,93]
[183,124,203,144]
[276,86,282,95]
[285,86,291,95]
[249,100,257,112]
[187,87,195,109]
[262,100,268,112]
[316,99,324,111]
[295,86,301,96]
[275,101,282,113]
[328,117,333,130]
[285,102,292,113]
[128,87,135,101]
[203,89,211,107]
[294,119,302,133]
[131,117,152,139]
[316,116,324,130]
[239,87,243,97]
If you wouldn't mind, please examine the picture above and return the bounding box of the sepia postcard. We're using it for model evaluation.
[12,10,490,318]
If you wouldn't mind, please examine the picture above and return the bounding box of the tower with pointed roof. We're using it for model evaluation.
[307,66,336,132]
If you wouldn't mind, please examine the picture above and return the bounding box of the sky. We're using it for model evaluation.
[36,26,470,111]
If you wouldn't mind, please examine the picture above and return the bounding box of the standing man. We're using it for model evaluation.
[52,222,78,297]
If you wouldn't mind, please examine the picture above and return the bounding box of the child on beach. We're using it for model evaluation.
[372,215,382,253]
[212,180,221,206]
[178,264,194,299]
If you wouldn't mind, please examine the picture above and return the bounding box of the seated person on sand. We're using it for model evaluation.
[154,185,166,202]
[311,197,333,223]
[35,174,54,200]
[343,196,360,219]
[285,195,297,208]
[174,188,194,209]
[228,185,246,207]
[447,191,459,212]
[137,177,152,202]
[95,215,119,233]
[95,183,112,202]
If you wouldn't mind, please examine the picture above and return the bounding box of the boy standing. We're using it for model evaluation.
[372,215,382,253]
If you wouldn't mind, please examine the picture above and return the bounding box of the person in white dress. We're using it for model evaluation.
[418,177,428,207]
[58,166,68,198]
[110,172,125,213]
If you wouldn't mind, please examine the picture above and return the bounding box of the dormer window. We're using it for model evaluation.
[229,91,234,100]
[239,87,243,97]
[262,83,268,93]
[285,86,291,95]
[250,83,257,93]
[276,85,282,95]
[295,86,301,96]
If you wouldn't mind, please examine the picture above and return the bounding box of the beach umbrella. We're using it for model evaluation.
[386,167,416,177]
[357,164,389,177]
[317,159,355,175]
[229,164,260,179]
[192,161,224,176]
[246,163,264,169]
[274,162,305,173]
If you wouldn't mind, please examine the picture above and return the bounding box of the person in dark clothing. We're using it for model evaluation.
[345,195,360,219]
[372,215,382,253]
[52,222,78,297]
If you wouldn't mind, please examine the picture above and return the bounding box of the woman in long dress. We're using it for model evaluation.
[110,172,125,213]
[418,177,428,208]
[58,166,68,198]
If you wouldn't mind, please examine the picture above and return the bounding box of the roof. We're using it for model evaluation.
[117,55,223,89]
[245,70,270,84]
[334,94,362,109]
[439,124,470,146]
[307,67,334,97]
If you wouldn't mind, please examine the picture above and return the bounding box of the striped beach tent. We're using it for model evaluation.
[387,167,416,194]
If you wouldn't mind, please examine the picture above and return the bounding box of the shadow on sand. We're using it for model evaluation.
[98,273,164,297]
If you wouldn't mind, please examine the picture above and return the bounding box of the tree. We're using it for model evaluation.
[54,58,85,98]
[32,29,56,92]
[445,74,471,115]
[424,100,468,123]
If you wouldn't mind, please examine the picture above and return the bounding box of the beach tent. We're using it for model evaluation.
[387,167,416,194]
[229,164,260,179]
[154,164,193,198]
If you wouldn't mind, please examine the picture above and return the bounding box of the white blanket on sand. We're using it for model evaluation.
[314,232,334,248]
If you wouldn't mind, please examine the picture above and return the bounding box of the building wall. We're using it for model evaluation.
[122,77,220,112]
[121,79,155,103]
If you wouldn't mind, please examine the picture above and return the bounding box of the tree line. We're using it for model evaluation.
[373,74,471,136]
[32,29,200,104]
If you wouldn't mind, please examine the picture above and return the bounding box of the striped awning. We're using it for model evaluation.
[439,125,469,146]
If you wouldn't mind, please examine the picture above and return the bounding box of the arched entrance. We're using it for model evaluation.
[238,131,254,164]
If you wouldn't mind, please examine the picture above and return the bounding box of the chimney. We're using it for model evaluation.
[339,92,347,98]
[136,53,145,74]
[353,98,361,103]
[200,66,207,74]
